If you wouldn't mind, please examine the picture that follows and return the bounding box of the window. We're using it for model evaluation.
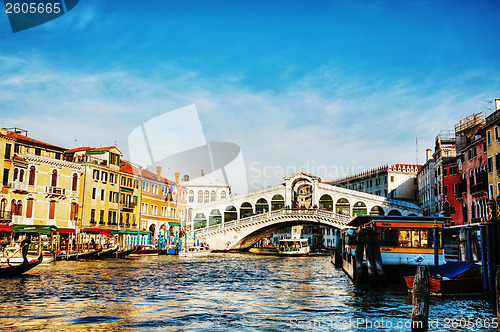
[2,168,8,187]
[4,143,11,159]
[93,170,100,180]
[487,131,492,145]
[90,209,95,223]
[35,148,41,156]
[101,171,108,183]
[92,188,97,200]
[189,190,194,202]
[110,173,114,184]
[29,166,35,186]
[26,199,33,219]
[100,210,104,224]
[443,168,448,177]
[496,154,500,172]
[444,185,448,196]
[204,191,209,203]
[71,203,78,221]
[221,191,226,199]
[51,169,57,187]
[13,168,18,181]
[496,127,499,141]
[49,201,55,219]
[468,149,472,160]
[72,173,78,191]
[101,189,105,201]
[197,191,203,203]
[488,157,493,173]
[210,191,216,201]
[390,176,394,182]
[55,152,61,160]
[20,168,25,181]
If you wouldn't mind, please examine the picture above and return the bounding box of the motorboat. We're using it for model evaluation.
[128,245,159,257]
[178,246,211,257]
[278,239,310,257]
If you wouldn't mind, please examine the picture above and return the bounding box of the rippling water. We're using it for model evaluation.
[0,254,495,331]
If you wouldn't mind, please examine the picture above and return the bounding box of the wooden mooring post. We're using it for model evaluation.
[411,265,429,332]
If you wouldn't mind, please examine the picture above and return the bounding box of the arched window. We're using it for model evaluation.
[221,191,226,199]
[29,166,36,185]
[19,169,24,182]
[189,190,194,203]
[11,200,16,215]
[51,169,57,187]
[16,200,22,216]
[72,173,78,191]
[13,168,18,181]
[197,191,203,203]
[210,191,216,202]
[0,199,6,214]
[127,178,132,187]
[204,191,209,203]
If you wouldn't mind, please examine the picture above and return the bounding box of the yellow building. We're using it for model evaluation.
[485,102,500,198]
[0,128,81,230]
[139,168,187,247]
[65,146,144,248]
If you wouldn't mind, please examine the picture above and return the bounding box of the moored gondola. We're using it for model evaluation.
[116,245,140,258]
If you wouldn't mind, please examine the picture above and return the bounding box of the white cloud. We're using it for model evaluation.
[0,56,497,190]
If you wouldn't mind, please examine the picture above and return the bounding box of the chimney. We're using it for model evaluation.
[201,169,204,177]
[175,172,180,185]
[426,149,432,161]
[155,166,162,181]
[496,99,500,112]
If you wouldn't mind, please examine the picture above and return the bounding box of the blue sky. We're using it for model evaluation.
[1,0,499,192]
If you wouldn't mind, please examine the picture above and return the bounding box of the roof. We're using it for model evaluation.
[140,168,174,185]
[348,215,450,228]
[65,146,121,154]
[3,131,66,151]
[120,161,141,176]
[182,176,229,188]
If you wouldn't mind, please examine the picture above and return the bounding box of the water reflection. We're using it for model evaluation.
[0,254,495,331]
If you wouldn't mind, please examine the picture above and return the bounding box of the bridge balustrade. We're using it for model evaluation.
[194,207,352,235]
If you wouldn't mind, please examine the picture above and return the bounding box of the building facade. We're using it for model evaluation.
[328,164,421,204]
[485,100,500,199]
[417,149,436,216]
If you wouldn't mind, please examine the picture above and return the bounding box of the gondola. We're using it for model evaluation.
[55,248,103,261]
[0,253,43,278]
[116,246,140,258]
[95,245,120,258]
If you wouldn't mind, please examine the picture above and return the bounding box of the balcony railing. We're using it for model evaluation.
[471,181,488,196]
[11,181,28,193]
[12,215,27,225]
[120,201,136,211]
[46,186,66,197]
[0,211,12,223]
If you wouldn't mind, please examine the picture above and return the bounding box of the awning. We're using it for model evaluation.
[431,261,481,278]
[81,228,112,236]
[0,224,13,232]
[12,224,58,235]
[347,215,449,228]
[168,222,181,226]
[111,230,149,235]
[56,228,75,234]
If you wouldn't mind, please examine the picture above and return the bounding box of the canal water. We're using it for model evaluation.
[0,254,496,331]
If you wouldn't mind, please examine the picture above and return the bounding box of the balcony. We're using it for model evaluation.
[12,215,27,225]
[0,211,12,223]
[471,181,488,197]
[11,180,28,193]
[120,201,136,211]
[46,186,66,197]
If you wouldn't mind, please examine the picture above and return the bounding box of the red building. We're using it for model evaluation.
[457,129,488,224]
[441,158,463,225]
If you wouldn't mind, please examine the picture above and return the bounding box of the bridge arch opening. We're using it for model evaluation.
[352,201,367,216]
[224,206,237,222]
[319,194,333,211]
[255,198,269,214]
[369,206,384,215]
[209,209,222,226]
[293,179,313,209]
[336,198,350,215]
[388,209,402,216]
[194,213,207,229]
[271,195,284,211]
[240,202,253,218]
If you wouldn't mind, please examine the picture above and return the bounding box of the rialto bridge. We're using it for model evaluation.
[191,172,422,250]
